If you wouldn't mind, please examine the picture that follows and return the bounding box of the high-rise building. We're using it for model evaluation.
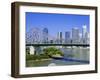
[87,33,90,44]
[82,25,88,44]
[56,32,60,44]
[56,32,63,44]
[60,32,62,43]
[65,31,70,43]
[79,33,82,44]
[72,27,79,44]
[85,32,89,44]
[42,28,48,43]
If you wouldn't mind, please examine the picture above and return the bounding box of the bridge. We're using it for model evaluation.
[26,43,90,47]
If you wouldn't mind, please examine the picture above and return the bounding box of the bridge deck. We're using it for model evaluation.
[26,44,90,47]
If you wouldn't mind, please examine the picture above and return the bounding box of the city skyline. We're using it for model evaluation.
[26,26,89,44]
[26,12,90,37]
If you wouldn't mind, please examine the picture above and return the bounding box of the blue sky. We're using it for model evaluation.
[26,12,90,37]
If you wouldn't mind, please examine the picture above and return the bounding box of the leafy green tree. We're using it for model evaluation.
[43,47,63,57]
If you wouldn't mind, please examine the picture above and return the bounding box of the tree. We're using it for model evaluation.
[43,47,63,57]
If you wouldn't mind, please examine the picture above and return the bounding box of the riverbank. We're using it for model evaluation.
[27,58,52,62]
[26,59,52,67]
[26,53,51,61]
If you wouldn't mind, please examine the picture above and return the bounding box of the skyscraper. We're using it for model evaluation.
[60,32,62,43]
[56,32,60,44]
[42,28,48,43]
[72,27,79,44]
[85,32,89,44]
[79,33,82,44]
[87,33,90,44]
[82,25,88,44]
[65,31,70,43]
[56,32,62,44]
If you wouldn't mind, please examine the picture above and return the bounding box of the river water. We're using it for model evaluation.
[26,47,89,67]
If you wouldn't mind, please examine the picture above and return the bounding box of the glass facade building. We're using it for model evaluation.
[65,31,70,43]
[72,28,80,44]
[42,28,48,43]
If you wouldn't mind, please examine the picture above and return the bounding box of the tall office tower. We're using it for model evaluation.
[56,32,60,44]
[65,31,70,43]
[79,33,82,44]
[59,32,62,43]
[82,25,88,44]
[72,27,80,44]
[56,32,62,44]
[85,32,89,44]
[42,28,48,43]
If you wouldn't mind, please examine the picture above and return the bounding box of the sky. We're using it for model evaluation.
[26,12,90,37]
